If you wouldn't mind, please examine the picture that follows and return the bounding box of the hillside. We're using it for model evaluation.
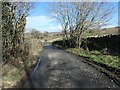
[82,27,120,38]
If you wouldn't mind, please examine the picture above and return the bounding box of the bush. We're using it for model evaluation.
[2,36,43,88]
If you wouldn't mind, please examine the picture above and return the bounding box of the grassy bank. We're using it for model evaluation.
[66,48,120,69]
[53,43,120,70]
[2,37,43,88]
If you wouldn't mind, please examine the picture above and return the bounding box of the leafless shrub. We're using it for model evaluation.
[49,2,116,48]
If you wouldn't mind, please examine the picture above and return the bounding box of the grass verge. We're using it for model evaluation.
[2,38,43,88]
[66,48,120,70]
[53,43,120,70]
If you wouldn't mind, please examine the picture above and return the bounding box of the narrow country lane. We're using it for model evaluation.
[28,45,119,88]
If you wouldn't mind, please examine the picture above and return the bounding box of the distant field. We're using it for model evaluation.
[25,32,62,42]
[81,27,120,38]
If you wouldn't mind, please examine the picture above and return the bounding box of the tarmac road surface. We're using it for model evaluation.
[29,45,119,88]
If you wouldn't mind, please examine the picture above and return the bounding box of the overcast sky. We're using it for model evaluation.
[25,1,119,32]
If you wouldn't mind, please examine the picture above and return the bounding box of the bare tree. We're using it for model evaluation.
[49,2,115,48]
[2,2,33,64]
[31,28,42,39]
